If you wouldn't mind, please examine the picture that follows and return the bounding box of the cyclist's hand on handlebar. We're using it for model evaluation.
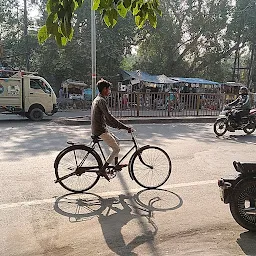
[127,127,134,133]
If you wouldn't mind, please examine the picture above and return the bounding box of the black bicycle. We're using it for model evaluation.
[54,131,172,193]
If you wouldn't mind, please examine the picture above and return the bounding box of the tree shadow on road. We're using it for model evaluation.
[2,121,256,162]
[54,188,183,255]
[236,231,256,255]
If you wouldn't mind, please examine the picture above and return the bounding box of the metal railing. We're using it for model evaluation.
[107,92,225,117]
[57,92,256,117]
[57,98,91,110]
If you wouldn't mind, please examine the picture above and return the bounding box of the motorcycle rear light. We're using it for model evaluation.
[218,179,224,187]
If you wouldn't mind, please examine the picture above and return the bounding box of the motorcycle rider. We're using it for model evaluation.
[228,86,250,127]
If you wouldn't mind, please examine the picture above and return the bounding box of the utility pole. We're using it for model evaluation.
[91,0,96,100]
[247,43,255,89]
[232,35,241,82]
[24,0,29,71]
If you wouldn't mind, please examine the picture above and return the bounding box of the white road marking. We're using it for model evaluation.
[0,180,217,210]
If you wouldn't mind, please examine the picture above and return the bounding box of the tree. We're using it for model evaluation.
[38,0,162,46]
[0,0,21,64]
[228,0,256,86]
[30,0,137,89]
[0,0,43,70]
[133,0,236,82]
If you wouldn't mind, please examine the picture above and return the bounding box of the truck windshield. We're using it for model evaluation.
[30,79,51,94]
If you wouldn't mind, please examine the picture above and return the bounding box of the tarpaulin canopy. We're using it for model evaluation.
[224,82,246,87]
[170,77,220,85]
[62,79,88,88]
[121,70,178,84]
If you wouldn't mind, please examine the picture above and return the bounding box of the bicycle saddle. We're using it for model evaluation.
[233,161,256,174]
[91,135,102,142]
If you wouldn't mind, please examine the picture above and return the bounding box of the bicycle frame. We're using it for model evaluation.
[57,132,152,183]
[55,131,171,192]
[90,132,139,169]
[89,132,153,182]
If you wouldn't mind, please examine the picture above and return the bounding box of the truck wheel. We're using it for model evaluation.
[28,108,44,121]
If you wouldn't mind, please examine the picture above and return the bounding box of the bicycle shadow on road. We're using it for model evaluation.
[236,231,256,255]
[54,189,183,256]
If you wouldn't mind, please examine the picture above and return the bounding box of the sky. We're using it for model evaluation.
[28,7,39,19]
[18,0,40,19]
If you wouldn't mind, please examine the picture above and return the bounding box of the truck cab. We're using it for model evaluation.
[0,71,58,121]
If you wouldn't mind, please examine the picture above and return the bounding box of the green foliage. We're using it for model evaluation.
[120,54,137,70]
[39,0,161,46]
[92,0,162,29]
[134,0,236,82]
[35,3,137,87]
[2,0,256,87]
[38,0,83,46]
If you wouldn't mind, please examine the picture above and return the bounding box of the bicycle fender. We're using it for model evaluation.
[128,145,151,180]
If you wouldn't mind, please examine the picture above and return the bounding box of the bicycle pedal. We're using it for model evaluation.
[106,170,115,175]
[115,164,128,171]
[108,173,116,179]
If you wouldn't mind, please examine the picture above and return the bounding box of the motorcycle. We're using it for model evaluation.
[218,161,256,231]
[213,105,256,136]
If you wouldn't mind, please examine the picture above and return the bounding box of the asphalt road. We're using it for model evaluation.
[0,109,89,121]
[1,120,256,256]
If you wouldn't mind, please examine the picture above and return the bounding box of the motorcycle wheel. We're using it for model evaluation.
[229,180,256,232]
[243,122,256,134]
[213,119,227,136]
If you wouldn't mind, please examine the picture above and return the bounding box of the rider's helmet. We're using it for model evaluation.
[239,86,249,95]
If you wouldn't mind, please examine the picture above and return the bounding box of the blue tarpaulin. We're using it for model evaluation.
[170,77,220,85]
[84,88,99,100]
[121,70,177,84]
[121,70,219,85]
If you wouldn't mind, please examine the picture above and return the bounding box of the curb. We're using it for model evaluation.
[53,116,217,126]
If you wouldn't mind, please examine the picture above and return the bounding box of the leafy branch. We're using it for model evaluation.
[38,0,162,46]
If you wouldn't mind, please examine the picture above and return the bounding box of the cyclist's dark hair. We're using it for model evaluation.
[97,79,111,93]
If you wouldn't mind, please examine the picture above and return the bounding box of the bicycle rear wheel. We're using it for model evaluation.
[54,145,102,193]
[130,146,171,189]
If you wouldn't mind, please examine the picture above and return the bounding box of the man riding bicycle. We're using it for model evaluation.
[91,79,133,181]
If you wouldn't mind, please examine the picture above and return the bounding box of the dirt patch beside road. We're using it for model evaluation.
[155,224,256,256]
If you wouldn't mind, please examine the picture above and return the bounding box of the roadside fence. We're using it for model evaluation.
[108,92,223,117]
[57,92,256,117]
[57,98,91,111]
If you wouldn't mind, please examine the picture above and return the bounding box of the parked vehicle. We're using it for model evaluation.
[213,105,256,136]
[0,70,58,121]
[218,161,256,231]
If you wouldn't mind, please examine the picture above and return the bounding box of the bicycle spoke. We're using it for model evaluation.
[131,146,171,189]
[55,145,101,192]
[55,171,77,183]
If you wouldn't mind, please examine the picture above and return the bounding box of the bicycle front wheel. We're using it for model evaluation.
[130,146,171,189]
[54,145,102,193]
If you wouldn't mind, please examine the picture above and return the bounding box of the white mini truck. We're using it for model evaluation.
[0,71,58,121]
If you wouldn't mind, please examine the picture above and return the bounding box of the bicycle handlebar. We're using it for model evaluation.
[128,128,136,136]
